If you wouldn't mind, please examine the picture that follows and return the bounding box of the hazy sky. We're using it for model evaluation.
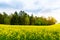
[0,0,60,23]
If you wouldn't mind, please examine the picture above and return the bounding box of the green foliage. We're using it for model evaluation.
[10,11,19,25]
[0,13,4,24]
[3,12,10,24]
[0,11,57,25]
[30,14,35,25]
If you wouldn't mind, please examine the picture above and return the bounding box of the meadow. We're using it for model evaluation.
[0,24,60,40]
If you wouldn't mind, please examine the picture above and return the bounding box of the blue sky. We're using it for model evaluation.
[0,0,60,23]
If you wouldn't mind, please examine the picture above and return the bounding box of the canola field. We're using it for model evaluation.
[0,24,60,40]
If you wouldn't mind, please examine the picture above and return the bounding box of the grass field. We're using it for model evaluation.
[0,24,60,40]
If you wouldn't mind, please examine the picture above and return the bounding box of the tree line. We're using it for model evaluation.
[0,11,57,25]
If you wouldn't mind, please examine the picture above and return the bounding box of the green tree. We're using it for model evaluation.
[10,11,19,25]
[0,11,57,25]
[47,17,57,25]
[19,11,30,25]
[23,13,30,25]
[3,12,10,24]
[0,13,4,24]
[30,14,35,25]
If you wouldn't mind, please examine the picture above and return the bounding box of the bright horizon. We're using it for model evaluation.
[0,0,60,23]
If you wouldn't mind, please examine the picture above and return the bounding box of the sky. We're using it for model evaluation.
[0,0,60,23]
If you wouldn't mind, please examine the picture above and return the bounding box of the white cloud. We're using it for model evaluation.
[0,0,60,22]
[0,9,19,15]
[36,9,60,23]
[0,0,12,4]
